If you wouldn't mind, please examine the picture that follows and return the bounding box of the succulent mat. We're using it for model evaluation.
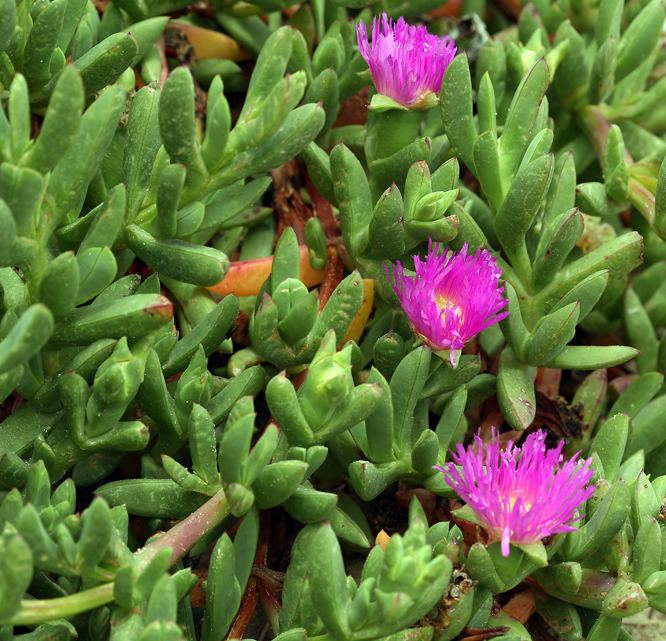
[2,0,666,640]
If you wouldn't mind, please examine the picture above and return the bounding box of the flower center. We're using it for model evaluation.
[507,492,533,511]
[435,293,463,321]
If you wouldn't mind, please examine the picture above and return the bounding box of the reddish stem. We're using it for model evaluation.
[226,512,270,639]
[318,246,343,309]
[305,172,340,238]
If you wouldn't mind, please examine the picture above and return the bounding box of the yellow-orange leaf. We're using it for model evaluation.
[342,278,375,344]
[502,589,536,624]
[208,245,325,297]
[375,529,390,550]
[171,21,248,61]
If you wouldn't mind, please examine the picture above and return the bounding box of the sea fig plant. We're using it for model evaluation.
[1,0,666,640]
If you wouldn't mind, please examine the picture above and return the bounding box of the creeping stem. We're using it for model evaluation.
[11,489,230,626]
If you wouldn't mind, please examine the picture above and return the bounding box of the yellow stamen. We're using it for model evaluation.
[435,294,463,320]
[508,493,532,511]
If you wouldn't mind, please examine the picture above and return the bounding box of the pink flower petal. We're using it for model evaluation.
[387,241,508,354]
[356,14,457,108]
[439,429,595,556]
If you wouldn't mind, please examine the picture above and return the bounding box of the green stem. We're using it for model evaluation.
[134,162,239,228]
[365,108,423,163]
[12,583,114,626]
[497,259,529,300]
[521,296,543,330]
[137,488,230,567]
[504,244,533,294]
[11,489,230,626]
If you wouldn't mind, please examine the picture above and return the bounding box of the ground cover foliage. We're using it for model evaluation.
[2,0,666,640]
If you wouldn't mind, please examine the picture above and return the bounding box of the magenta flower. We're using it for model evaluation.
[356,14,457,109]
[387,241,508,366]
[437,430,595,557]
